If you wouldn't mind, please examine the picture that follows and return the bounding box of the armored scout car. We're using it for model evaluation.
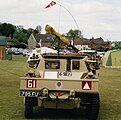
[19,25,100,120]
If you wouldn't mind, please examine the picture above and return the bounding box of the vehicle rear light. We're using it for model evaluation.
[42,88,48,96]
[70,90,75,97]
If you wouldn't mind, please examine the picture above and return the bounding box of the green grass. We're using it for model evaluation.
[0,55,29,120]
[99,67,121,120]
[0,55,121,120]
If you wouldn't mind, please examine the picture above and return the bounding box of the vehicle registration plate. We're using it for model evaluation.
[19,91,40,97]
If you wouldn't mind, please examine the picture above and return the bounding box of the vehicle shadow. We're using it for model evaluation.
[33,108,87,120]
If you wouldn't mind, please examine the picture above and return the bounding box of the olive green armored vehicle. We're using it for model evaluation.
[19,25,100,120]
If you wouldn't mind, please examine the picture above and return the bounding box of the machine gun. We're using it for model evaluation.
[45,24,79,53]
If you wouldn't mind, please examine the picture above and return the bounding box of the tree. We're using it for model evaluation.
[12,27,33,44]
[0,23,15,37]
[98,45,105,52]
[66,29,82,45]
[113,42,121,49]
[66,29,81,39]
[16,25,24,32]
[35,25,42,33]
[12,31,27,44]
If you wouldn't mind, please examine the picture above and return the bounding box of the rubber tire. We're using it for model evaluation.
[85,94,100,120]
[24,97,33,118]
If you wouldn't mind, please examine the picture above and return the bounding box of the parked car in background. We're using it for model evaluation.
[22,49,31,57]
[11,47,18,54]
[13,49,21,55]
[18,48,23,54]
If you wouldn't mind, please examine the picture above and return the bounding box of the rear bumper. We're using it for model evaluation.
[20,77,99,94]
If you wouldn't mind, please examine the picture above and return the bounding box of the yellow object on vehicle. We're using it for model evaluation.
[45,24,70,45]
[45,24,79,53]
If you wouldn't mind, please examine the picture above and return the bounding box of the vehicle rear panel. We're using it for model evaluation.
[20,77,99,93]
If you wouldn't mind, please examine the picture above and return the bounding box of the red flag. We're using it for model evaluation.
[45,1,56,8]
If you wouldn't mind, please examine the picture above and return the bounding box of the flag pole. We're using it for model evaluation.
[57,3,80,30]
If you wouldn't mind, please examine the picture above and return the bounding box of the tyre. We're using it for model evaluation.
[81,94,100,120]
[24,97,33,118]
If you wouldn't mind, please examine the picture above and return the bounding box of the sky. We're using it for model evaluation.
[1,0,121,41]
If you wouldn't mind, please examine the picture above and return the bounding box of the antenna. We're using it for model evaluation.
[57,3,80,30]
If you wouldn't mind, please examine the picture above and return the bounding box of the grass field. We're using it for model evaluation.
[0,55,121,120]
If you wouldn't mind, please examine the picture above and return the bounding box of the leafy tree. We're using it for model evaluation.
[0,23,15,37]
[35,25,42,33]
[0,23,41,46]
[66,29,81,39]
[66,29,82,45]
[12,27,33,44]
[111,42,121,50]
[98,45,105,52]
[114,42,121,49]
[27,28,34,37]
[12,31,27,44]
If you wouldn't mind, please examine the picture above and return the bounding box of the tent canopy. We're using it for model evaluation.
[102,50,121,67]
